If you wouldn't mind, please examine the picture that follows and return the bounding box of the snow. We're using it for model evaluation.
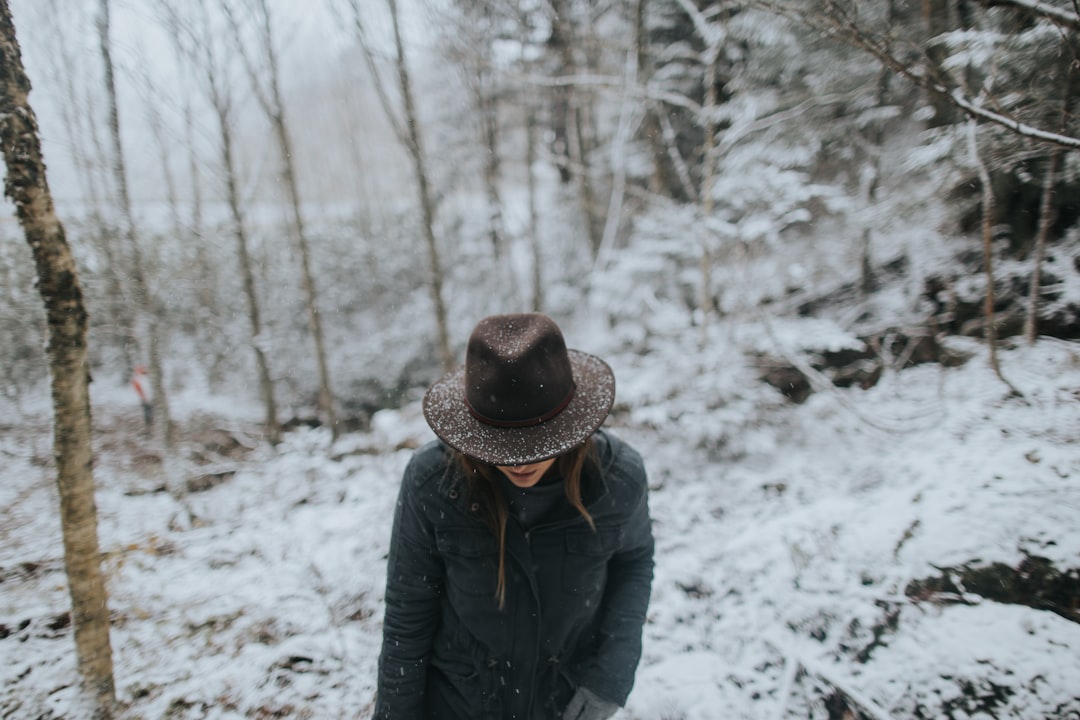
[1,336,1079,719]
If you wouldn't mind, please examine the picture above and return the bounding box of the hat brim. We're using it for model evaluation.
[422,349,615,466]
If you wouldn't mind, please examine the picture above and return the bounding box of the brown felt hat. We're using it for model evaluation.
[423,313,615,466]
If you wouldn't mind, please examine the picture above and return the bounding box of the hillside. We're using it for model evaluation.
[2,325,1077,719]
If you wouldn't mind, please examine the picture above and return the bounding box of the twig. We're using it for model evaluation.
[763,633,897,720]
[771,648,800,720]
[756,311,945,434]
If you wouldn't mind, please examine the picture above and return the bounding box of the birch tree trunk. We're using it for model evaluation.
[98,0,174,449]
[0,3,116,714]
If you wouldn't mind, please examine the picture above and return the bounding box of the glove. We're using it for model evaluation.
[562,685,620,720]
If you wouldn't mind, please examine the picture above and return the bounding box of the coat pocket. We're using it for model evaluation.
[562,526,621,596]
[436,527,499,598]
[428,652,497,720]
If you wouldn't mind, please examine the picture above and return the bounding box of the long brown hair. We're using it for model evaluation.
[454,437,597,607]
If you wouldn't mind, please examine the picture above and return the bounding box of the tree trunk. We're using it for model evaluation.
[226,0,340,437]
[468,33,508,271]
[595,47,636,275]
[217,99,281,443]
[0,3,116,714]
[549,0,603,258]
[967,121,1017,394]
[41,0,136,372]
[860,41,895,299]
[1026,54,1074,344]
[636,0,683,201]
[273,111,339,437]
[178,54,225,390]
[346,0,453,368]
[922,0,957,127]
[388,0,454,370]
[1024,150,1061,343]
[98,0,174,449]
[698,43,719,335]
[526,85,545,313]
[480,81,513,305]
[180,0,282,443]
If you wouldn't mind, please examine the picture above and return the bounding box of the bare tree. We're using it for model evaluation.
[670,0,725,333]
[135,56,185,253]
[515,4,546,313]
[0,2,116,715]
[160,0,282,442]
[967,120,1021,393]
[548,0,604,258]
[172,29,230,389]
[440,3,514,262]
[1024,149,1062,343]
[856,0,898,299]
[223,0,340,437]
[98,0,175,449]
[39,0,136,372]
[921,0,958,128]
[387,0,453,369]
[1026,54,1075,343]
[636,0,672,199]
[525,103,545,312]
[346,0,454,370]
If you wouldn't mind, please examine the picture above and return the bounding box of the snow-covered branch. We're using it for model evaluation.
[973,0,1080,32]
[753,0,1080,151]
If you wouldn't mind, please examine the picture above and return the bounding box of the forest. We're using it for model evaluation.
[1,0,1078,718]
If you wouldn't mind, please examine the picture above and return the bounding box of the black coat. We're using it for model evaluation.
[375,430,654,720]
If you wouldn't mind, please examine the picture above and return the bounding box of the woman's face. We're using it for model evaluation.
[497,457,557,488]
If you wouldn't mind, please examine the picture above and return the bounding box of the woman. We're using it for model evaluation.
[375,313,654,720]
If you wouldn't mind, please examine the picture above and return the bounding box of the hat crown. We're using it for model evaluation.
[465,314,576,427]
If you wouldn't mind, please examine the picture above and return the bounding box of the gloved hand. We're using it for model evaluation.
[562,685,620,720]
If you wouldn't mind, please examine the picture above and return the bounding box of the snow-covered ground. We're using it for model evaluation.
[2,335,1078,719]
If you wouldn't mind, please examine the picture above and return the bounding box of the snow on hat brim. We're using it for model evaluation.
[422,349,615,467]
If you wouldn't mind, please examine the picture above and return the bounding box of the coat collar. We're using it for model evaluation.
[436,429,615,514]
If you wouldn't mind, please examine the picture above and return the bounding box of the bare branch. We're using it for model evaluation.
[522,72,703,113]
[343,0,409,148]
[219,0,273,117]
